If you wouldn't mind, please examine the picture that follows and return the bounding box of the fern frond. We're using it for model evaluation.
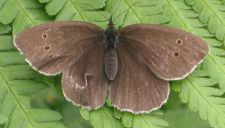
[221,0,225,4]
[185,0,225,42]
[80,107,124,128]
[80,107,168,128]
[43,0,109,27]
[173,70,225,128]
[202,52,225,91]
[0,23,11,35]
[105,0,170,27]
[0,35,14,52]
[45,0,67,16]
[165,1,225,127]
[0,34,67,128]
[163,91,210,128]
[0,114,8,125]
[0,0,51,34]
[119,111,168,128]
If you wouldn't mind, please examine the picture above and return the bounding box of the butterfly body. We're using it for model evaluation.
[104,18,119,80]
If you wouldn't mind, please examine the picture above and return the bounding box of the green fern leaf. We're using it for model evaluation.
[80,107,168,128]
[202,53,225,91]
[185,0,225,43]
[173,70,225,128]
[0,114,8,125]
[45,0,67,16]
[163,91,210,128]
[0,0,51,34]
[0,35,14,52]
[0,0,18,25]
[105,0,170,27]
[0,23,11,35]
[44,0,109,27]
[119,111,168,128]
[80,107,123,128]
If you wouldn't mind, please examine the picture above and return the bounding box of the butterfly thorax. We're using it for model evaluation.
[104,20,119,49]
[103,20,119,81]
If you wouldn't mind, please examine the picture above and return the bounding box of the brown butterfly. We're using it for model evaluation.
[14,17,209,114]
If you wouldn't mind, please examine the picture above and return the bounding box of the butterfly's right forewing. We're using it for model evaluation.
[119,24,209,80]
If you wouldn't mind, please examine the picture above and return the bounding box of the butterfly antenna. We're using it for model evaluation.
[109,2,122,19]
[112,2,141,22]
[81,2,108,21]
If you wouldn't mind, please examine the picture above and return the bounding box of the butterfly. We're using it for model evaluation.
[13,17,209,114]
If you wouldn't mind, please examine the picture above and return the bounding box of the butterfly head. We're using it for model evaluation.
[108,16,115,29]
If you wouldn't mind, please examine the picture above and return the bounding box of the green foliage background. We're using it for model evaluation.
[0,0,225,128]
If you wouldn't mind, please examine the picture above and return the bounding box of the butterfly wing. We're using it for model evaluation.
[14,21,104,75]
[119,24,209,80]
[62,45,108,109]
[109,46,169,113]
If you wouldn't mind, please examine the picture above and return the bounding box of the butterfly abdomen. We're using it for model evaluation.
[104,49,118,80]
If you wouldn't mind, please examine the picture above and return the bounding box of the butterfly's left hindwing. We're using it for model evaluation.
[62,45,108,109]
[14,21,104,75]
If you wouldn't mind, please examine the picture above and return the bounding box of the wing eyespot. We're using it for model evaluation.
[138,88,143,92]
[173,52,179,57]
[49,55,53,58]
[42,33,48,39]
[176,39,183,45]
[44,45,50,50]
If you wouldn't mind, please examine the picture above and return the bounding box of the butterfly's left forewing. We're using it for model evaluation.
[109,46,169,113]
[14,21,104,75]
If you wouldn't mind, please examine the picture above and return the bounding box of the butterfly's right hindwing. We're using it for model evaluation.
[109,46,169,113]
